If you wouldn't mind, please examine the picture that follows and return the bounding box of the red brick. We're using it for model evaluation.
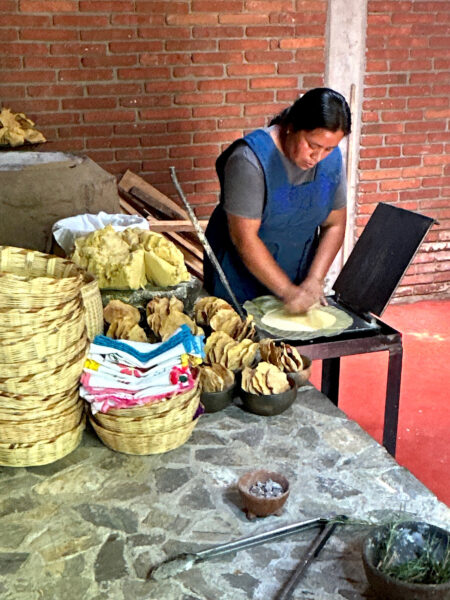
[81,28,136,41]
[140,108,192,120]
[194,105,240,118]
[227,64,275,76]
[20,28,77,40]
[24,56,79,68]
[226,91,274,103]
[246,0,294,11]
[88,83,142,96]
[219,39,268,51]
[59,69,114,81]
[0,57,22,69]
[173,65,224,78]
[405,120,447,132]
[192,51,243,64]
[2,70,55,82]
[141,133,192,147]
[140,53,190,66]
[0,14,50,25]
[380,157,421,168]
[82,55,138,68]
[220,14,268,25]
[109,41,163,53]
[58,124,113,138]
[20,0,77,11]
[53,14,109,26]
[28,84,83,97]
[135,1,188,14]
[79,1,134,11]
[50,43,106,55]
[294,0,325,8]
[193,25,244,38]
[198,79,247,91]
[360,168,402,181]
[112,14,164,25]
[118,67,171,80]
[244,50,294,62]
[279,61,324,74]
[280,37,324,49]
[167,40,216,52]
[250,77,298,89]
[146,80,196,93]
[84,110,136,123]
[192,0,243,10]
[120,96,171,108]
[244,102,283,116]
[166,13,218,26]
[137,27,190,40]
[62,97,117,110]
[167,119,216,133]
[1,85,26,98]
[380,178,421,191]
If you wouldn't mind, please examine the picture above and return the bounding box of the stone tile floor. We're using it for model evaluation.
[1,385,449,600]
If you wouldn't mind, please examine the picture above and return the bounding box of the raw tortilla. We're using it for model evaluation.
[261,306,337,332]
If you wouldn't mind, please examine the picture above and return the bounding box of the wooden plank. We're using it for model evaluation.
[118,170,189,221]
[119,197,203,279]
[165,231,204,261]
[147,217,207,233]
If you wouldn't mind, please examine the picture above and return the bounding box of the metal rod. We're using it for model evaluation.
[195,516,328,561]
[149,515,334,580]
[276,516,347,600]
[169,166,246,320]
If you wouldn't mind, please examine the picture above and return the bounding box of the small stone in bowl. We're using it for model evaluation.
[249,478,285,498]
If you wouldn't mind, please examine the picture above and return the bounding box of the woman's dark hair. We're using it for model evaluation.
[269,87,351,135]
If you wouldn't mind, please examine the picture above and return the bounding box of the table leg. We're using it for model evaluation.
[321,357,341,406]
[382,342,403,457]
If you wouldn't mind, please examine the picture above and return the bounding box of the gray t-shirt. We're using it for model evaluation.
[223,126,347,219]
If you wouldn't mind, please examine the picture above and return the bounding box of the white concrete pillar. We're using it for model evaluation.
[324,0,368,290]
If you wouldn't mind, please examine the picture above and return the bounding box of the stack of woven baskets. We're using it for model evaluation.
[0,246,93,466]
[89,379,202,455]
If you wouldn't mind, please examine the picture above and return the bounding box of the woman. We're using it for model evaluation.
[204,87,351,314]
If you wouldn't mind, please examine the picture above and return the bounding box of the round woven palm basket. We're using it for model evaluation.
[0,312,87,363]
[0,384,79,411]
[0,400,85,443]
[0,246,84,308]
[0,417,85,467]
[0,296,81,328]
[106,381,200,419]
[81,273,104,340]
[0,348,87,395]
[89,415,199,455]
[0,334,88,378]
[92,388,201,435]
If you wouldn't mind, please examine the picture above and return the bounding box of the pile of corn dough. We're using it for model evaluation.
[0,107,46,147]
[71,225,190,289]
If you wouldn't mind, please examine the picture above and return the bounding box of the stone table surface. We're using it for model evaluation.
[1,385,449,600]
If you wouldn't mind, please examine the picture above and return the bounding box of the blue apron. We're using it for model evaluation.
[204,128,342,305]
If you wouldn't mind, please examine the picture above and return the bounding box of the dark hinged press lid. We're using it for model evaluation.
[333,203,435,317]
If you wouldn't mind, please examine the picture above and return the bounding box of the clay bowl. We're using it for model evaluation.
[237,469,290,520]
[362,520,450,600]
[240,375,297,416]
[200,384,235,413]
[288,355,312,388]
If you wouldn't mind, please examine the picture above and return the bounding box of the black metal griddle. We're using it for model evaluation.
[291,203,435,457]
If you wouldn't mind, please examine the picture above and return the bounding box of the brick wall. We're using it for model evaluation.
[360,0,449,301]
[1,0,327,218]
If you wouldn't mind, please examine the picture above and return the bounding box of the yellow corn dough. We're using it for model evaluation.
[261,306,337,332]
[71,225,189,290]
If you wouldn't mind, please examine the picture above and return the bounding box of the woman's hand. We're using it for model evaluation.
[282,276,325,314]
